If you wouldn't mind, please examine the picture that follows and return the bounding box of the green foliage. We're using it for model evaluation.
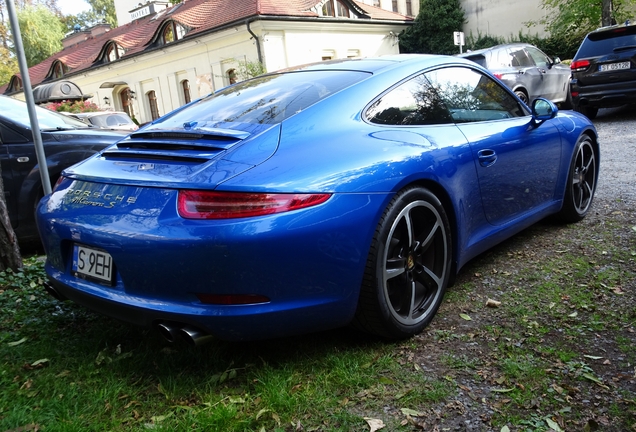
[16,5,65,67]
[236,60,266,80]
[0,44,18,86]
[399,0,466,54]
[62,0,117,32]
[526,0,632,53]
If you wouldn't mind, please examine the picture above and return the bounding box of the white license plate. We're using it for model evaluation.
[599,61,630,72]
[72,245,114,285]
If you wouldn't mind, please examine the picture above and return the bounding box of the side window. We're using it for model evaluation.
[366,74,453,126]
[526,47,550,69]
[0,124,27,144]
[510,48,533,67]
[424,67,526,123]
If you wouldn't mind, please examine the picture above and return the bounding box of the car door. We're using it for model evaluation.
[525,46,566,101]
[424,66,562,226]
[0,121,32,226]
[508,47,545,101]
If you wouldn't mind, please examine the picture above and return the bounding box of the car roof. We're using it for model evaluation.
[458,43,533,58]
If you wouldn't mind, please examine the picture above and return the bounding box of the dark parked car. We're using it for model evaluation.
[570,22,636,119]
[0,96,126,242]
[459,43,572,107]
[36,56,598,344]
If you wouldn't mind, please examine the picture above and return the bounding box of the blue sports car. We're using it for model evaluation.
[36,55,598,344]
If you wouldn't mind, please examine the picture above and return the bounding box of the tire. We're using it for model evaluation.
[574,105,598,119]
[515,90,529,105]
[556,135,597,223]
[353,187,452,339]
[559,89,573,110]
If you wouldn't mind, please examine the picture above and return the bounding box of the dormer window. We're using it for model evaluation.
[51,61,68,79]
[322,0,350,17]
[106,43,125,62]
[7,76,23,93]
[160,21,186,45]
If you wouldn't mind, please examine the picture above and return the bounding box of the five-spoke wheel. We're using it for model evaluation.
[354,187,451,339]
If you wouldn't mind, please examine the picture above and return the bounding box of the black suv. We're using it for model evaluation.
[0,96,126,242]
[570,23,636,119]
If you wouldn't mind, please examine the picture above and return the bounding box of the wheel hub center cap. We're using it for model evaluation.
[406,254,415,271]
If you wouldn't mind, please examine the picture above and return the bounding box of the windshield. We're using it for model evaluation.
[150,70,370,129]
[0,96,91,130]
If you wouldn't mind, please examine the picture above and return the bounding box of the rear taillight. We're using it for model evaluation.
[570,60,591,72]
[177,191,331,219]
[493,73,504,80]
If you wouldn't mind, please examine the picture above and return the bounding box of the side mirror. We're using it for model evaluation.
[531,98,558,126]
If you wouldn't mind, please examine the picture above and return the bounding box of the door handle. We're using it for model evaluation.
[17,157,29,163]
[477,149,497,167]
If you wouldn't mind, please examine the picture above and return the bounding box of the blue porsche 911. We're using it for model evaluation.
[36,55,598,344]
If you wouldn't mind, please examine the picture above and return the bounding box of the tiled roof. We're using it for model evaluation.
[1,0,411,94]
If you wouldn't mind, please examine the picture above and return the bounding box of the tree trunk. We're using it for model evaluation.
[0,170,22,272]
[602,0,613,26]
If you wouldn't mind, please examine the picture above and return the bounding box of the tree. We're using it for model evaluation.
[527,0,631,45]
[17,5,64,66]
[399,0,466,55]
[62,0,116,32]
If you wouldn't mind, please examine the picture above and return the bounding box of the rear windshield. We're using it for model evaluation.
[577,26,636,58]
[152,70,370,127]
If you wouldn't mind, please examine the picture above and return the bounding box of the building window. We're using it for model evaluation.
[160,21,186,46]
[182,80,191,104]
[51,61,66,79]
[392,0,398,12]
[105,43,124,62]
[322,0,349,17]
[148,90,160,120]
[406,0,413,16]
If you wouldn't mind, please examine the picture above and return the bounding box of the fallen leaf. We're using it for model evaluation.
[491,387,515,393]
[568,311,578,318]
[500,427,510,432]
[545,417,564,432]
[459,313,472,321]
[583,355,603,360]
[364,417,385,432]
[30,359,49,367]
[486,299,501,308]
[400,408,425,417]
[8,337,27,347]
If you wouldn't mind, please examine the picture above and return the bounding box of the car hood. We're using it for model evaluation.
[62,122,281,189]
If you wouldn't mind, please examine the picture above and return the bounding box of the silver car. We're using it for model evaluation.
[459,43,572,107]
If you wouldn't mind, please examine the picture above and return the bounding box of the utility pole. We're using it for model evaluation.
[602,0,613,26]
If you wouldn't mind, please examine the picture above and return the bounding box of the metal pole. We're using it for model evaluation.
[5,0,52,195]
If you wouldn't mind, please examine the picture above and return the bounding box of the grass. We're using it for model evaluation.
[1,204,635,431]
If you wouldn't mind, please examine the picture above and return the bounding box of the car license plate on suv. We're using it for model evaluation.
[599,61,630,72]
[72,245,114,285]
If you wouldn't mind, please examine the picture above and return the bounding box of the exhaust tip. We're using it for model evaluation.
[156,322,180,343]
[179,326,214,347]
[43,282,66,301]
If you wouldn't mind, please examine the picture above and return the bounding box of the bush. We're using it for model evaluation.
[44,99,100,113]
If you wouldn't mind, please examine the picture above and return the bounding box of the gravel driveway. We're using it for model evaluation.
[592,106,636,204]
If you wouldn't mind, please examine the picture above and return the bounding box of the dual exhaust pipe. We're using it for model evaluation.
[43,282,213,347]
[156,322,214,347]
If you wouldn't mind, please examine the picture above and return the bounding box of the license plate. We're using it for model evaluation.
[599,61,630,72]
[72,245,114,285]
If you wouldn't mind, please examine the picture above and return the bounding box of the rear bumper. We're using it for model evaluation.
[571,78,636,109]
